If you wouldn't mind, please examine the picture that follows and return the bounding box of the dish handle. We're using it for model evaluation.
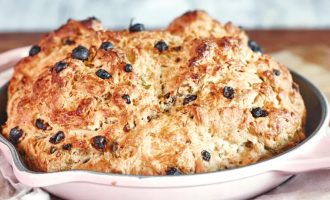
[274,126,330,174]
[0,46,29,73]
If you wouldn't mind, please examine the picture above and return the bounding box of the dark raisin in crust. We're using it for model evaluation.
[50,146,57,154]
[63,143,72,150]
[9,127,23,145]
[92,136,107,150]
[166,167,181,175]
[201,150,211,161]
[123,123,131,132]
[154,40,169,52]
[54,61,68,73]
[251,107,268,118]
[124,64,133,72]
[71,45,89,61]
[29,45,41,56]
[122,94,131,104]
[248,40,263,53]
[96,69,112,79]
[129,23,145,32]
[183,95,197,105]
[49,131,65,144]
[100,41,114,51]
[63,39,75,45]
[35,119,49,130]
[273,69,281,76]
[223,86,235,99]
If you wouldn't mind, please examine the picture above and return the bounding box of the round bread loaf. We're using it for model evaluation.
[1,11,305,175]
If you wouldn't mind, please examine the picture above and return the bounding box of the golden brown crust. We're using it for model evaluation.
[1,11,305,175]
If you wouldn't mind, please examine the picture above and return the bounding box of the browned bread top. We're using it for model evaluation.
[1,11,305,175]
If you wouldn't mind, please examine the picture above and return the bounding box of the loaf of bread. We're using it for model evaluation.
[1,11,305,175]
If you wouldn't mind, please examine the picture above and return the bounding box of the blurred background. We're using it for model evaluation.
[0,0,330,31]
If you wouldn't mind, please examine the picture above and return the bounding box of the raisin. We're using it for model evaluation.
[201,150,211,161]
[245,141,254,148]
[9,127,23,145]
[173,46,182,51]
[62,144,72,151]
[71,45,89,61]
[29,45,41,56]
[35,119,48,130]
[223,86,235,99]
[123,123,131,132]
[96,69,112,79]
[54,61,68,73]
[183,95,197,105]
[154,40,168,52]
[166,167,181,175]
[124,64,133,72]
[50,146,57,154]
[251,107,268,118]
[88,16,99,21]
[49,131,65,144]
[129,22,145,32]
[92,135,107,150]
[63,39,75,45]
[273,69,281,76]
[82,158,90,164]
[122,94,131,104]
[164,93,171,99]
[248,40,263,53]
[100,41,114,51]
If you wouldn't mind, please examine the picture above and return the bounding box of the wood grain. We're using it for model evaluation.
[246,30,330,53]
[0,33,43,53]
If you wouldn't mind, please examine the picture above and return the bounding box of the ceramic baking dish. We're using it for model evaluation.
[0,47,329,200]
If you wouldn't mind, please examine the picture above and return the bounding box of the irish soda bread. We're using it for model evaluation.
[1,11,306,175]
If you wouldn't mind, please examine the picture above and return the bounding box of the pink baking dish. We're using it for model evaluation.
[0,47,330,200]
